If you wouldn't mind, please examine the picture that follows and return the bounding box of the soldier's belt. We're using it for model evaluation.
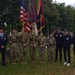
[12,41,17,43]
[20,41,26,44]
[19,40,23,43]
[50,44,54,46]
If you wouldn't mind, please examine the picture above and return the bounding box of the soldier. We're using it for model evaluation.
[17,28,29,64]
[46,32,56,63]
[29,25,38,63]
[9,28,18,64]
[37,32,46,63]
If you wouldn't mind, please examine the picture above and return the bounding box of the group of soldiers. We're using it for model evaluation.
[8,26,56,65]
[1,23,75,67]
[8,26,75,67]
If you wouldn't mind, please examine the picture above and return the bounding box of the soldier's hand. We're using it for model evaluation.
[30,44,33,47]
[9,41,12,44]
[23,44,26,47]
[34,44,37,48]
[45,46,47,49]
[1,45,5,49]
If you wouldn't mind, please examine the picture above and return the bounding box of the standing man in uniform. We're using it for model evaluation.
[46,32,56,63]
[54,27,63,63]
[9,28,18,64]
[63,29,71,66]
[29,25,38,63]
[37,32,46,63]
[0,25,8,66]
[17,28,29,64]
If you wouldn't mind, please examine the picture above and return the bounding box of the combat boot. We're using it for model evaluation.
[14,61,16,64]
[32,61,35,64]
[23,61,27,64]
[22,61,24,64]
[41,61,44,63]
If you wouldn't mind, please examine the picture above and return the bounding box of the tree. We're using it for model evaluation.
[0,0,75,33]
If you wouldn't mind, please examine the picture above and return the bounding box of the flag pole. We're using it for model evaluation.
[9,25,12,36]
[22,22,25,44]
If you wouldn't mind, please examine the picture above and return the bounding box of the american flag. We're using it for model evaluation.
[20,0,31,33]
[24,22,31,33]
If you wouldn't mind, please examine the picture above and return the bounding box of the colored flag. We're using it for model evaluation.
[20,0,28,22]
[28,0,38,35]
[31,0,38,36]
[37,0,41,16]
[37,0,45,32]
[28,0,37,22]
[34,22,38,36]
[24,22,31,33]
[31,0,37,22]
[20,0,31,33]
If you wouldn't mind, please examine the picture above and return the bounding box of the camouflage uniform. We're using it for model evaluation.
[17,31,29,64]
[37,33,46,63]
[29,31,38,63]
[46,36,56,62]
[9,31,18,64]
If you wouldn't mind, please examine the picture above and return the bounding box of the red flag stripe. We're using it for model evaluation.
[24,22,31,33]
[20,0,31,33]
[25,26,31,33]
[20,7,28,22]
[24,23,31,28]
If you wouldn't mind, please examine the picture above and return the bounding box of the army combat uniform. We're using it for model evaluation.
[9,32,18,64]
[46,35,56,63]
[17,31,29,64]
[29,31,38,63]
[37,33,46,63]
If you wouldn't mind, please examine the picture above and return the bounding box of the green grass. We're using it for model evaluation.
[0,47,75,75]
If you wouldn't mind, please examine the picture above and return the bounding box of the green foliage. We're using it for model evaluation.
[0,0,20,33]
[0,47,75,75]
[0,0,75,34]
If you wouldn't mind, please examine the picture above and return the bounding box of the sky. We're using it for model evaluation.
[53,0,75,7]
